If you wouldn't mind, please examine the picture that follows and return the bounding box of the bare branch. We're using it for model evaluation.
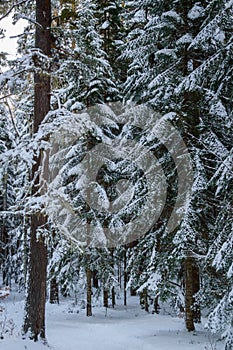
[18,14,43,29]
[168,280,182,288]
[0,0,28,22]
[4,98,20,137]
[0,93,13,101]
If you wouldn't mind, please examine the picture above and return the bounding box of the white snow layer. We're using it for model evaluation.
[0,288,224,350]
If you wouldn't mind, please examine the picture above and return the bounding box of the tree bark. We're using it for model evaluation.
[49,277,59,304]
[92,269,99,288]
[111,287,115,308]
[1,171,9,285]
[86,265,92,316]
[185,257,200,331]
[123,248,127,306]
[193,263,201,323]
[110,248,115,308]
[153,296,160,314]
[103,289,108,308]
[23,0,51,341]
[130,287,137,296]
[140,288,149,312]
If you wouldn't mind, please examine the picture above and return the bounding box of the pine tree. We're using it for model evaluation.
[207,152,233,349]
[23,0,52,341]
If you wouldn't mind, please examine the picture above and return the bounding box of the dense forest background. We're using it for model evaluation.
[0,0,232,348]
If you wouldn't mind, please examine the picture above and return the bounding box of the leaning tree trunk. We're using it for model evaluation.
[23,0,51,341]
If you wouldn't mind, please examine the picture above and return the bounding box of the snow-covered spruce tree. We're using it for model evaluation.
[121,0,201,327]
[47,103,161,310]
[51,0,119,111]
[47,0,126,313]
[174,1,233,340]
[94,0,127,91]
[206,146,233,349]
[122,0,233,332]
[192,4,233,340]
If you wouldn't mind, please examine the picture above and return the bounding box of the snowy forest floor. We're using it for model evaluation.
[0,288,224,350]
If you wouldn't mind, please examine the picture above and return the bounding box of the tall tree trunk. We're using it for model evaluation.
[123,248,127,306]
[92,269,99,288]
[1,170,8,285]
[86,264,92,316]
[110,248,115,308]
[193,263,201,323]
[185,256,200,331]
[23,0,51,341]
[85,155,92,317]
[111,287,115,308]
[103,289,108,308]
[49,277,59,304]
[23,216,29,288]
[185,257,194,331]
[49,231,59,304]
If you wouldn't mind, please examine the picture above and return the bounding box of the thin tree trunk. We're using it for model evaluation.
[123,248,127,306]
[23,0,51,341]
[140,288,149,312]
[193,263,201,323]
[153,296,160,314]
[23,216,29,289]
[110,248,115,308]
[92,269,99,288]
[86,264,92,316]
[103,289,108,308]
[118,258,122,288]
[111,287,115,308]
[1,171,8,285]
[86,154,92,317]
[185,256,196,332]
[49,277,59,304]
[49,230,59,304]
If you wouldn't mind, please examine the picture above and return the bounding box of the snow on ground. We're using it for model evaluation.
[0,288,223,350]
